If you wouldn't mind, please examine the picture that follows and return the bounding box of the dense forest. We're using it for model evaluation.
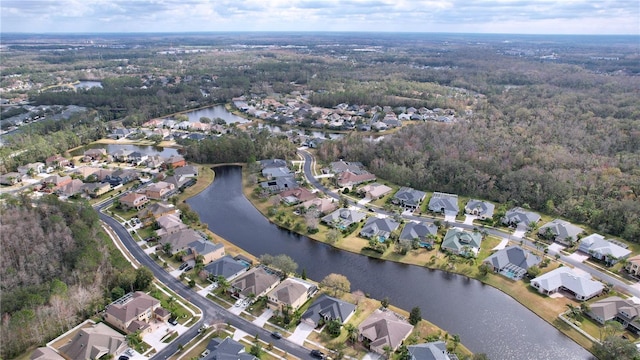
[180,129,298,164]
[0,196,150,358]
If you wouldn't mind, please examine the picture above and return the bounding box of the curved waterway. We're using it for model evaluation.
[187,166,593,360]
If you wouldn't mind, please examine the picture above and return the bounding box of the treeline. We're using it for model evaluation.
[0,195,148,358]
[180,129,298,164]
[0,111,107,173]
[32,77,209,122]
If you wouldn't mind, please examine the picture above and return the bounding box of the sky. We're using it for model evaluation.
[1,0,639,35]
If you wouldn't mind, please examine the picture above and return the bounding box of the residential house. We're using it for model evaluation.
[336,170,377,188]
[204,256,249,281]
[82,182,111,198]
[119,192,149,210]
[578,234,631,266]
[0,172,24,186]
[359,183,393,200]
[530,267,604,301]
[625,255,640,277]
[156,214,188,236]
[321,208,367,229]
[82,148,107,161]
[280,187,316,205]
[174,165,199,178]
[262,166,292,179]
[441,228,483,257]
[358,309,413,354]
[112,149,133,162]
[183,238,225,264]
[259,159,287,169]
[164,173,196,190]
[587,296,640,326]
[394,187,428,210]
[159,229,206,255]
[128,151,148,165]
[42,175,72,193]
[230,267,281,299]
[483,245,541,280]
[267,278,316,311]
[399,222,438,249]
[260,176,299,193]
[17,162,45,176]
[301,294,356,328]
[105,168,138,186]
[138,202,177,225]
[301,198,338,216]
[145,155,165,169]
[164,154,186,168]
[538,219,584,245]
[428,192,459,215]
[360,217,400,241]
[145,181,175,200]
[408,341,457,360]
[45,155,70,169]
[329,160,366,174]
[502,207,541,228]
[56,179,85,197]
[59,322,127,360]
[104,291,164,334]
[464,199,495,220]
[110,128,131,139]
[30,347,65,360]
[202,337,257,360]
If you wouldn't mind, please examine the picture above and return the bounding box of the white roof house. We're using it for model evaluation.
[530,267,604,301]
[578,234,631,265]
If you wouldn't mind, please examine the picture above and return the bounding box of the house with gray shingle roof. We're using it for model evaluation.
[267,277,316,311]
[321,208,367,229]
[104,291,163,334]
[408,341,455,360]
[202,337,257,360]
[359,217,400,241]
[578,234,631,266]
[428,192,459,215]
[393,187,427,210]
[230,267,280,299]
[502,207,541,228]
[184,238,225,264]
[59,322,126,360]
[399,222,438,249]
[262,166,292,179]
[260,176,299,193]
[204,256,248,281]
[464,199,495,220]
[301,294,356,328]
[530,267,604,301]
[538,219,584,245]
[30,347,65,360]
[441,228,482,257]
[358,309,414,354]
[483,245,541,280]
[587,296,640,325]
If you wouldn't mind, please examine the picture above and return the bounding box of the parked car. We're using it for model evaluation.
[118,356,130,360]
[179,263,188,270]
[310,350,325,359]
[184,265,193,272]
[271,331,282,339]
[168,318,178,326]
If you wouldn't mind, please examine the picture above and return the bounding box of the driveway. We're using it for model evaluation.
[444,214,457,223]
[289,322,315,345]
[143,322,187,352]
[567,251,590,263]
[547,243,565,255]
[512,226,527,238]
[492,238,509,251]
[252,308,273,327]
[363,352,382,360]
[463,214,477,225]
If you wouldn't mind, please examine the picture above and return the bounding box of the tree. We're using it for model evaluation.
[199,116,212,124]
[301,268,307,280]
[259,254,298,275]
[409,306,422,325]
[344,323,358,344]
[478,263,492,277]
[321,273,351,297]
[382,345,393,359]
[381,297,390,308]
[326,228,340,244]
[599,320,625,341]
[451,334,461,351]
[134,267,154,291]
[526,265,541,279]
[592,335,638,360]
[326,319,342,337]
[162,242,172,255]
[249,343,264,358]
[217,276,230,294]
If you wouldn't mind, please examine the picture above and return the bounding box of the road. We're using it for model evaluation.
[297,149,640,299]
[96,200,314,360]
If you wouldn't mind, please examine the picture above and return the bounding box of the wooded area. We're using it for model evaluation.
[0,196,143,358]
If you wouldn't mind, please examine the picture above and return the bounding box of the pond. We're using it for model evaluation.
[178,105,249,124]
[69,143,179,158]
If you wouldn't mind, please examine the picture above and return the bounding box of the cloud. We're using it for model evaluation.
[1,0,638,34]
